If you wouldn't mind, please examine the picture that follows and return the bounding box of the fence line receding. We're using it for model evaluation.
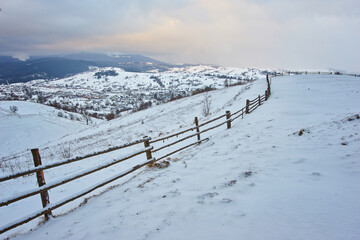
[3,71,352,234]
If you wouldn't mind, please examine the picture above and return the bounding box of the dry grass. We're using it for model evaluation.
[166,157,180,162]
[137,177,155,188]
[240,171,256,178]
[147,160,170,169]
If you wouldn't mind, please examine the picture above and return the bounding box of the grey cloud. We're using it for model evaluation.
[0,0,188,42]
[0,0,359,72]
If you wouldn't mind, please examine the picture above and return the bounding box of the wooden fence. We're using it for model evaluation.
[1,71,357,234]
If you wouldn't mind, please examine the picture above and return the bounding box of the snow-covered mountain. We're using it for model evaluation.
[0,53,170,84]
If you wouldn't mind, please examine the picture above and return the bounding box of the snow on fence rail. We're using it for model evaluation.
[4,71,356,234]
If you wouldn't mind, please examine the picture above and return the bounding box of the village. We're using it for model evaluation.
[0,66,264,120]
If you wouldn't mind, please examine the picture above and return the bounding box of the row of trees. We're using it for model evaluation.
[94,70,119,79]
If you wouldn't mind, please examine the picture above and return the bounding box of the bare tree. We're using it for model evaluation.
[9,106,18,114]
[202,93,211,117]
[58,144,71,159]
[81,110,91,125]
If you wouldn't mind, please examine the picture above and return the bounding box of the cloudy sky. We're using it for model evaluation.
[0,0,359,72]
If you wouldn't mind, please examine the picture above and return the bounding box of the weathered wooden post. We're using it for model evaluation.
[265,90,268,101]
[266,74,271,95]
[31,148,52,220]
[258,95,261,106]
[143,136,152,160]
[246,100,250,114]
[194,117,201,141]
[226,110,231,129]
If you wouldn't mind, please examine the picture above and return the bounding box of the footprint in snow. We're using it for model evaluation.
[240,171,256,178]
[312,172,321,176]
[171,178,181,183]
[293,158,306,164]
[222,198,232,203]
[197,192,219,204]
[162,189,180,198]
[200,192,219,198]
[224,179,237,187]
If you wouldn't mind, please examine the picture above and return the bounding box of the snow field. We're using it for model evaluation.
[0,101,94,158]
[2,74,360,239]
[0,78,265,238]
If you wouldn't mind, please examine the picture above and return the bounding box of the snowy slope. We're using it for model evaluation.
[0,78,262,238]
[0,79,261,175]
[0,101,99,159]
[2,74,360,239]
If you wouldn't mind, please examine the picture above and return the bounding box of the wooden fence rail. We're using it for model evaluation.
[149,126,196,144]
[0,73,277,234]
[0,147,152,208]
[0,157,157,234]
[0,137,151,182]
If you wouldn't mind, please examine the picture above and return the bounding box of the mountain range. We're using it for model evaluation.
[0,53,172,84]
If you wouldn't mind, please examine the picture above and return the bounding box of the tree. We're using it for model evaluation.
[137,101,152,111]
[201,93,211,117]
[24,87,33,99]
[106,112,115,121]
[81,110,91,125]
[37,94,45,104]
[10,106,18,114]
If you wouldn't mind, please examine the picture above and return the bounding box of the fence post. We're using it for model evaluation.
[258,95,261,106]
[246,100,249,114]
[266,74,271,95]
[265,90,268,101]
[143,136,152,160]
[194,117,201,141]
[226,111,231,129]
[31,148,52,220]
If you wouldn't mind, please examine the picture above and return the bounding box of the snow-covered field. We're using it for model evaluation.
[0,101,101,158]
[0,76,261,237]
[1,74,360,239]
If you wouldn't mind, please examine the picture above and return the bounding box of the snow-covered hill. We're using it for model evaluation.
[0,76,260,175]
[1,74,360,239]
[0,101,102,161]
[0,74,263,238]
[0,66,266,119]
